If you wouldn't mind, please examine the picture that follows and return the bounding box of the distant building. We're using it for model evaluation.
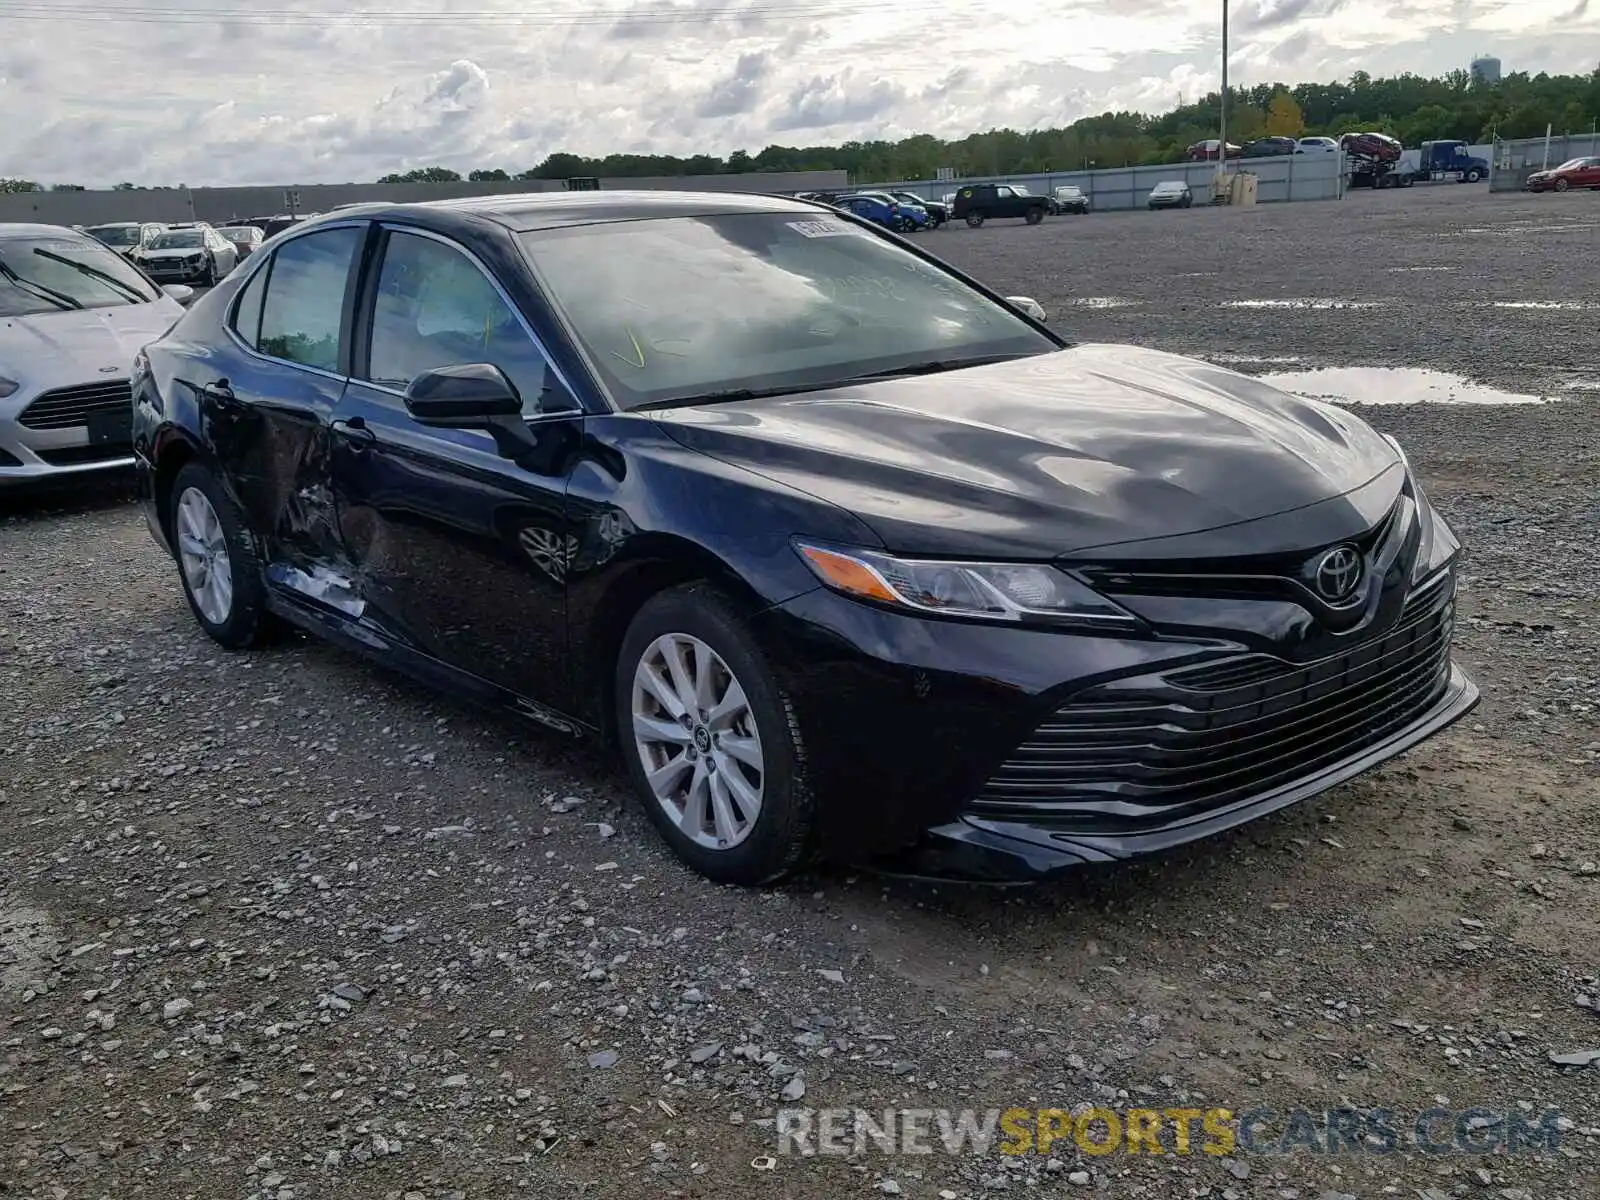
[1470,56,1502,86]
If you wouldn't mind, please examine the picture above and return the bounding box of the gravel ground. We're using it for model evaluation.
[2,186,1597,1200]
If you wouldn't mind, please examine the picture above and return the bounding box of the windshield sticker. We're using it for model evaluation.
[786,219,857,239]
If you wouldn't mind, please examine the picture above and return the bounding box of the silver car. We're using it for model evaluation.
[0,223,189,487]
[131,223,239,287]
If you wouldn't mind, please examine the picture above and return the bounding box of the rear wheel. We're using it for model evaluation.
[169,462,274,649]
[965,212,984,227]
[616,585,814,885]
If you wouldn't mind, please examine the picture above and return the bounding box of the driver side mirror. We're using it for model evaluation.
[1005,295,1047,322]
[403,362,524,426]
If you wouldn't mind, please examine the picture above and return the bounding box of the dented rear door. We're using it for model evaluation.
[207,222,369,603]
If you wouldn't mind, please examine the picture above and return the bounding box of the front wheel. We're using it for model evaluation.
[168,462,275,649]
[616,585,815,885]
[1555,178,1570,192]
[1464,168,1482,183]
[202,258,217,287]
[1024,207,1045,225]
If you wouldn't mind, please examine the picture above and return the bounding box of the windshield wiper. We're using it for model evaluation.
[0,259,82,310]
[633,384,815,412]
[836,351,1035,382]
[31,248,147,304]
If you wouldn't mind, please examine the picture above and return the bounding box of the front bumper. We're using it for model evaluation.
[758,564,1477,882]
[140,258,209,282]
[903,664,1478,881]
[1,385,137,487]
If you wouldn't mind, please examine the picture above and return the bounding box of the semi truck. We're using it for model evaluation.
[1342,134,1490,189]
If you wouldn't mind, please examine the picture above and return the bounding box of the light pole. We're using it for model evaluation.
[1218,0,1229,184]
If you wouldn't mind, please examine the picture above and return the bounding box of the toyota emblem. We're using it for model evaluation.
[1312,545,1363,602]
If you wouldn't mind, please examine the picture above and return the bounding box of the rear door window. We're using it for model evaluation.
[255,226,362,372]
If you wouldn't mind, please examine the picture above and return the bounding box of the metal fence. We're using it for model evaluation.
[1490,134,1600,192]
[877,152,1345,212]
[0,170,852,227]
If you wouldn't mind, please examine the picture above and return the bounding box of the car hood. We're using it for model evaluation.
[139,247,206,259]
[0,301,184,391]
[651,344,1404,559]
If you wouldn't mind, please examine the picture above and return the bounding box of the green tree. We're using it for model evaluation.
[1264,91,1306,137]
[468,168,509,181]
[0,178,41,193]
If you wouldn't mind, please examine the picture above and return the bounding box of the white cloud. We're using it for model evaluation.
[0,0,1594,185]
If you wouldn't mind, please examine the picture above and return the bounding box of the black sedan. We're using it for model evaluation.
[131,191,1478,885]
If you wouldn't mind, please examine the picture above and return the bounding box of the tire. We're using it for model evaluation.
[202,257,217,287]
[168,462,275,650]
[1464,169,1481,183]
[615,584,815,886]
[965,212,984,227]
[1024,206,1044,225]
[1555,178,1569,192]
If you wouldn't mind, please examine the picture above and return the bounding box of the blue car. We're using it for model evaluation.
[835,191,929,233]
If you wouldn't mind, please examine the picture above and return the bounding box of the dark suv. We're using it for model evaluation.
[1240,136,1299,158]
[951,183,1050,227]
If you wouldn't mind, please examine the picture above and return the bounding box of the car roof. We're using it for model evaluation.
[0,222,102,240]
[290,189,834,235]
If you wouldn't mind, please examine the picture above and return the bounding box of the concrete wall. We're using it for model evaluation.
[0,170,851,227]
[880,152,1345,211]
[1490,134,1600,192]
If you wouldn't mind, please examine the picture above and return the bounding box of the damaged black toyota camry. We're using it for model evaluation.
[131,191,1479,885]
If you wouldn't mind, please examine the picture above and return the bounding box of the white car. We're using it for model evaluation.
[1,223,190,487]
[1296,137,1340,154]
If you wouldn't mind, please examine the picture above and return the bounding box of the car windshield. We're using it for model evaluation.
[150,231,205,249]
[1154,183,1184,192]
[518,212,1057,411]
[0,235,161,316]
[220,228,257,242]
[1555,158,1591,171]
[1009,184,1032,195]
[1057,187,1082,196]
[86,225,140,247]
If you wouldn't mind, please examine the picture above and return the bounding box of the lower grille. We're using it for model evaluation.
[18,380,133,430]
[35,445,134,466]
[974,574,1456,830]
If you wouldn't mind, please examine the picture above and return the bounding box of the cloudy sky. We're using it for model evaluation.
[0,0,1595,186]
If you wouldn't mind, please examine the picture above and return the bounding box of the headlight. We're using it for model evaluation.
[794,542,1138,628]
[0,375,18,399]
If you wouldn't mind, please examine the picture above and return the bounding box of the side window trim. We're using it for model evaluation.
[353,222,580,413]
[222,219,370,381]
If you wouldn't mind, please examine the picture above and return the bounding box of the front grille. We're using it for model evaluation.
[1077,499,1404,605]
[18,380,133,430]
[35,444,133,466]
[973,574,1456,830]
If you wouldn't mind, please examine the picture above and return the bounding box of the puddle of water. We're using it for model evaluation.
[1489,300,1595,310]
[0,902,62,993]
[1209,353,1305,365]
[1455,222,1600,236]
[1220,298,1387,310]
[1066,296,1141,308]
[1258,367,1550,406]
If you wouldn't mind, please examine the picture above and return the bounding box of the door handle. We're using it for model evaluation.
[332,416,377,447]
[199,378,240,407]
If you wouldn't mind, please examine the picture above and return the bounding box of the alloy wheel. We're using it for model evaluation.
[176,486,233,625]
[630,632,765,851]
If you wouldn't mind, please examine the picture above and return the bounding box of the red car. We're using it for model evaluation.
[1185,139,1242,161]
[1338,132,1402,162]
[1525,156,1600,192]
